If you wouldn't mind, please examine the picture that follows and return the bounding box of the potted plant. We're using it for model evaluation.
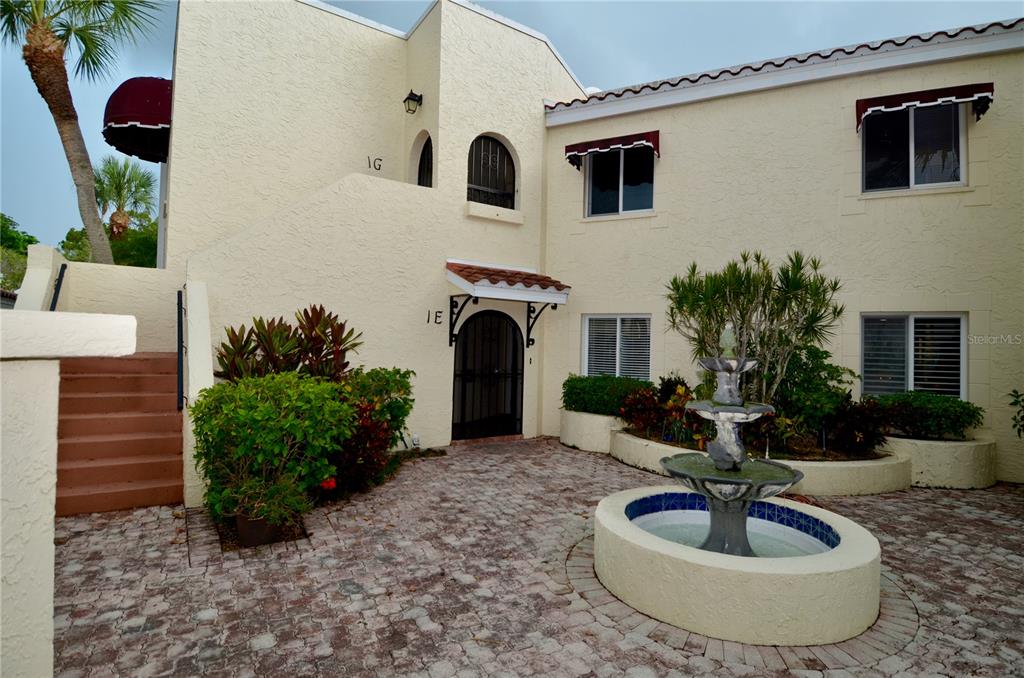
[225,475,311,547]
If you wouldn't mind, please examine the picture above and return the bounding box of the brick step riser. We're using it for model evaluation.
[59,394,178,415]
[56,483,184,517]
[59,436,183,462]
[59,414,182,438]
[61,355,178,375]
[58,458,182,487]
[60,374,177,395]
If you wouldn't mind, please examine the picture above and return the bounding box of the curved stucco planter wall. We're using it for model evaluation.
[559,410,622,453]
[786,456,911,496]
[883,437,996,489]
[609,431,692,475]
[595,486,881,646]
[610,431,911,496]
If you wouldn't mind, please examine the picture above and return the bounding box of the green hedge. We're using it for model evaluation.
[874,391,984,441]
[561,374,652,417]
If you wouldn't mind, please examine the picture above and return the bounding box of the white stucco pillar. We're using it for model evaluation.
[0,310,136,676]
[183,281,213,508]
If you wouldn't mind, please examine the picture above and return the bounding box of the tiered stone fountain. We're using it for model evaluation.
[592,328,882,645]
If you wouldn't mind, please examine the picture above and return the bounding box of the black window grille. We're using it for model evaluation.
[467,135,515,209]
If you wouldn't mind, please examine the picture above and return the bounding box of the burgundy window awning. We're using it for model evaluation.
[565,131,659,169]
[102,77,172,163]
[856,83,994,130]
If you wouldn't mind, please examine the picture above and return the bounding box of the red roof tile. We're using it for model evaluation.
[447,262,570,292]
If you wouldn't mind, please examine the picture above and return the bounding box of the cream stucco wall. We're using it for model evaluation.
[0,311,136,677]
[542,51,1024,481]
[165,0,408,268]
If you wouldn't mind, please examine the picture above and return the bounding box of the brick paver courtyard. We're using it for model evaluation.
[53,439,1024,677]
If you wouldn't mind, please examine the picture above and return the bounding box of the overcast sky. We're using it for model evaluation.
[2,1,1020,246]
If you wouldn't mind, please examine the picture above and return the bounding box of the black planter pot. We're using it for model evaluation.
[235,514,281,547]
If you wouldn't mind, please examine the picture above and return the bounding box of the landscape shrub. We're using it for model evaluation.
[619,381,709,448]
[215,304,363,382]
[191,373,355,523]
[772,345,856,434]
[875,391,984,441]
[561,374,652,416]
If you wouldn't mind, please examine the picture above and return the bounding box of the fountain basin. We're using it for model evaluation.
[594,486,880,646]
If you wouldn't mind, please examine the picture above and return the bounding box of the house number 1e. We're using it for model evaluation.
[368,156,383,171]
[427,310,443,325]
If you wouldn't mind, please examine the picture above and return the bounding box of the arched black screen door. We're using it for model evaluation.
[417,137,433,187]
[452,311,523,440]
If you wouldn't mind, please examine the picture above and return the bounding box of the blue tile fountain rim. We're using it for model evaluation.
[625,492,841,549]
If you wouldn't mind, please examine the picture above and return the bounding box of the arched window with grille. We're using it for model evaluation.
[417,136,433,187]
[467,135,516,209]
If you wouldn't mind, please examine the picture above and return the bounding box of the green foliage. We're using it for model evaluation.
[1,213,38,254]
[1,247,27,290]
[190,373,354,522]
[58,219,157,267]
[561,374,652,417]
[215,305,363,383]
[773,346,857,433]
[874,391,984,441]
[666,251,844,403]
[826,396,889,456]
[94,155,155,220]
[620,382,710,448]
[221,475,311,527]
[1,1,158,81]
[657,372,689,404]
[342,367,416,449]
[1010,390,1024,440]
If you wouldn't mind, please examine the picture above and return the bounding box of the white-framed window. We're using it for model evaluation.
[586,147,655,216]
[861,313,966,398]
[582,315,651,380]
[862,103,966,192]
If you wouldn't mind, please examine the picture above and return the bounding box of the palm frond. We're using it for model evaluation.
[0,0,34,45]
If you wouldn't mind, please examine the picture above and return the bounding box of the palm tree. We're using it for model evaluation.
[95,155,154,238]
[1,0,156,264]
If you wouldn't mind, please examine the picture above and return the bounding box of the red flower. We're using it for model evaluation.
[320,477,337,490]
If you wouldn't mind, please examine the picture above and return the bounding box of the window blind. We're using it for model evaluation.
[862,316,908,395]
[586,318,618,376]
[913,317,962,396]
[619,317,651,380]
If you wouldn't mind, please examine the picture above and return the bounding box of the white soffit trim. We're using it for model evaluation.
[546,27,1024,126]
[446,270,569,305]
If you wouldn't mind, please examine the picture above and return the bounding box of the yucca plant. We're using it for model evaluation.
[666,251,844,403]
[2,0,158,264]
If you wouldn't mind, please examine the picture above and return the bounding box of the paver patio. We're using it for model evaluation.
[53,439,1024,677]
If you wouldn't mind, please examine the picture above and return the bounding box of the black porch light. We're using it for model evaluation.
[403,90,423,114]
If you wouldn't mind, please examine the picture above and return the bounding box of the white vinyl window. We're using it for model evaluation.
[862,103,967,192]
[586,147,655,216]
[582,315,651,380]
[862,314,966,398]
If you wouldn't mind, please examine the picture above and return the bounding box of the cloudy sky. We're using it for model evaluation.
[2,1,1020,246]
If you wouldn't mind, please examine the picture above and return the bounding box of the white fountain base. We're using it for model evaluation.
[594,486,881,646]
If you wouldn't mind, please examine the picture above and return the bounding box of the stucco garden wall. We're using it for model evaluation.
[541,51,1024,482]
[0,311,135,677]
[884,436,997,489]
[559,410,622,453]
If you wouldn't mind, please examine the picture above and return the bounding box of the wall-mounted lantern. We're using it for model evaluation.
[404,90,423,115]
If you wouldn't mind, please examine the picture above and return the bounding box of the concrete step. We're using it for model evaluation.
[61,352,177,375]
[56,479,184,517]
[59,411,182,438]
[58,454,182,487]
[59,392,177,415]
[60,373,177,395]
[58,432,182,462]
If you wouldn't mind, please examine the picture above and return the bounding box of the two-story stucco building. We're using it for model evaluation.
[18,0,1023,510]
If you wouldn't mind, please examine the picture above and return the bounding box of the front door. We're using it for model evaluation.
[452,311,524,440]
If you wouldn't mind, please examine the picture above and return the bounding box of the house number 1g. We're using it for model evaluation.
[368,156,383,171]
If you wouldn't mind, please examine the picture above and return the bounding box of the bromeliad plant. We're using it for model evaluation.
[215,304,363,382]
[666,251,844,404]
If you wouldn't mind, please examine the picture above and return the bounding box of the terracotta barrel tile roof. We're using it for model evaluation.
[446,262,570,292]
